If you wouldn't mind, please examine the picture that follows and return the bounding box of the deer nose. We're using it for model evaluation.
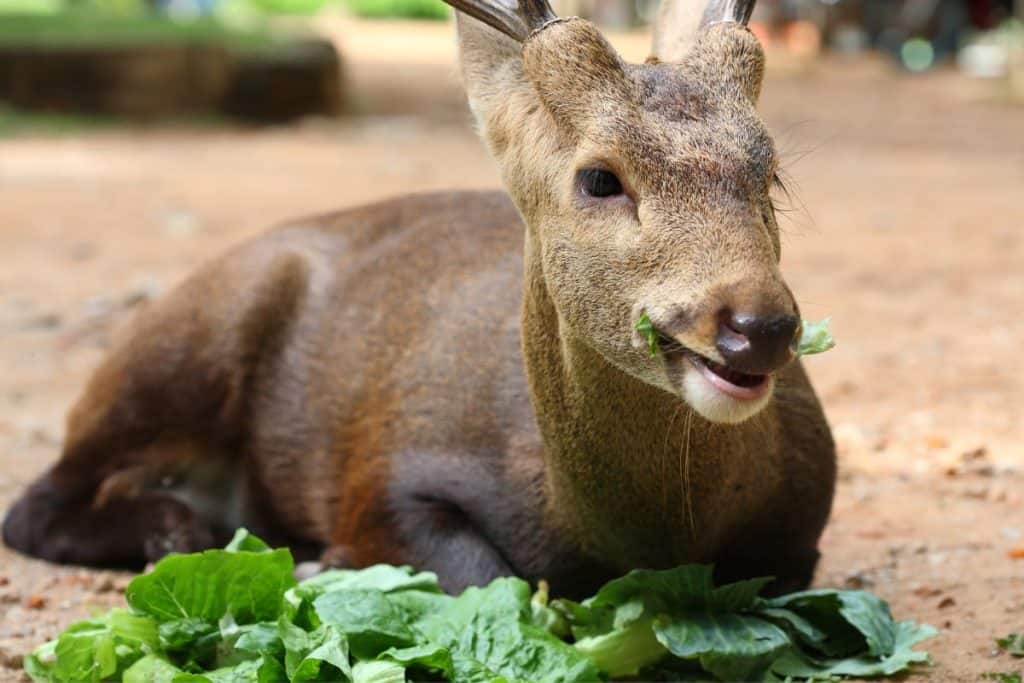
[715,311,799,375]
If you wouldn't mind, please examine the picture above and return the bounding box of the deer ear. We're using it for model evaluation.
[456,14,530,131]
[688,23,765,102]
[449,0,558,148]
[653,0,763,103]
[521,18,631,132]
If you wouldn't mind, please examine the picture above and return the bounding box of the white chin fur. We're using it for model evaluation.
[681,367,774,424]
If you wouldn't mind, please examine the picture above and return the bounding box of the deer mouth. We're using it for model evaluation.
[685,352,772,401]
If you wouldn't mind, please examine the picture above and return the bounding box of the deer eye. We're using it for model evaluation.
[578,168,623,198]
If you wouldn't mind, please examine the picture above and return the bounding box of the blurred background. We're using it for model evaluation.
[1,0,1023,681]
[0,0,1022,123]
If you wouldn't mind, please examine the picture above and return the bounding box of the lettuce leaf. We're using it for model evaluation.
[798,318,836,356]
[312,588,419,658]
[376,644,455,679]
[768,621,937,679]
[351,659,405,683]
[555,566,934,681]
[125,546,294,625]
[25,608,159,683]
[415,577,602,683]
[170,654,287,682]
[279,619,351,681]
[122,654,184,683]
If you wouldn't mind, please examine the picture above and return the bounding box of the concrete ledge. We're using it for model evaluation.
[0,39,343,122]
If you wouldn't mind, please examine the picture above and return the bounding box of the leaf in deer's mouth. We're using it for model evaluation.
[796,318,836,356]
[635,312,659,358]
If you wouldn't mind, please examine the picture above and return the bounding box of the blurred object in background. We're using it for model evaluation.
[958,15,1021,77]
[0,0,1021,131]
[0,0,343,122]
[716,0,1024,82]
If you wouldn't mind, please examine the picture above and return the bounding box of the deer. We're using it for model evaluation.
[3,0,835,598]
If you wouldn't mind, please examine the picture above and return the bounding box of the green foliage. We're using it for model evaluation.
[552,566,935,681]
[983,674,1023,683]
[0,0,63,15]
[245,0,330,15]
[0,0,330,17]
[996,632,1024,656]
[25,531,936,683]
[125,543,295,623]
[797,318,836,356]
[0,11,277,48]
[635,312,659,357]
[343,0,448,21]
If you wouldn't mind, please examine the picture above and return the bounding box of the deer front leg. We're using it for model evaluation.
[390,494,516,593]
[305,515,513,593]
[324,455,518,594]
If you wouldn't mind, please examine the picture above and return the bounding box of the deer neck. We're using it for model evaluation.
[519,233,766,567]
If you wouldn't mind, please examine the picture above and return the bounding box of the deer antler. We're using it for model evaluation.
[652,0,757,63]
[700,0,756,28]
[444,0,558,42]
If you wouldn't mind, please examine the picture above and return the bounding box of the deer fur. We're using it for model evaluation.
[3,0,835,597]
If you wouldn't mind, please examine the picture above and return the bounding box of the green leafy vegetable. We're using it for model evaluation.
[125,544,295,624]
[25,531,935,683]
[279,620,351,681]
[983,674,1023,683]
[636,312,659,357]
[224,527,272,553]
[312,588,418,657]
[122,654,184,683]
[797,318,836,356]
[351,659,406,683]
[997,632,1024,656]
[25,608,159,682]
[573,615,666,677]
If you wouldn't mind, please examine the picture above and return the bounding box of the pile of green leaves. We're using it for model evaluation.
[341,0,447,20]
[25,530,935,682]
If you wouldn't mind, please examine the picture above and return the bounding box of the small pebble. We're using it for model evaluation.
[0,644,24,670]
[94,575,116,593]
[69,242,97,261]
[843,570,875,589]
[20,313,62,332]
[24,595,46,610]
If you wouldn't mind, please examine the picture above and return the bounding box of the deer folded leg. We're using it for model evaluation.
[712,518,824,596]
[329,473,517,594]
[3,473,215,566]
[393,496,516,594]
[2,248,313,567]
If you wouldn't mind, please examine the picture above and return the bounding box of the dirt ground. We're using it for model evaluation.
[1,18,1022,682]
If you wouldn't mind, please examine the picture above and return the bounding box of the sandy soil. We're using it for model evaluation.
[1,18,1023,682]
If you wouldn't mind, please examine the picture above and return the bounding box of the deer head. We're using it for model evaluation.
[450,0,798,425]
